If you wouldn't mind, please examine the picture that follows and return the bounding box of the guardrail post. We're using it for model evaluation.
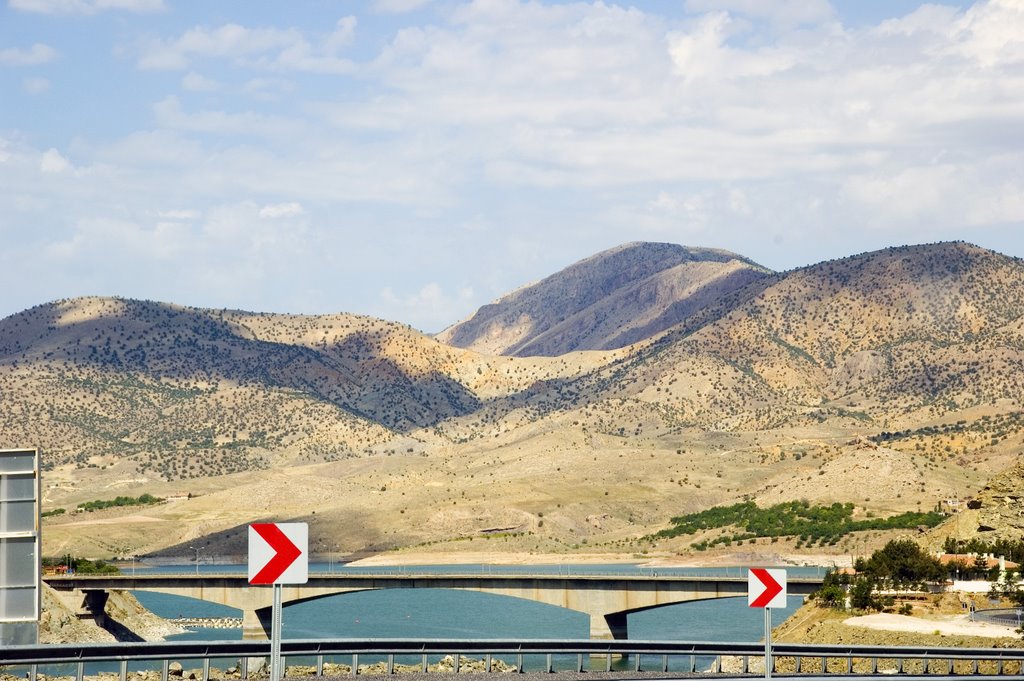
[454,654,460,673]
[119,659,128,681]
[517,652,524,673]
[241,655,249,679]
[387,654,394,675]
[161,659,169,681]
[897,657,903,674]
[577,653,584,673]
[689,654,695,673]
[972,658,979,675]
[634,653,641,672]
[486,654,492,672]
[76,661,84,681]
[546,653,553,673]
[741,656,748,673]
[870,656,877,674]
[846,655,852,673]
[316,655,324,676]
[29,663,37,681]
[351,653,358,676]
[202,658,210,681]
[795,655,801,673]
[421,653,427,672]
[997,659,1004,675]
[605,652,611,673]
[820,655,826,673]
[923,656,929,674]
[662,654,668,672]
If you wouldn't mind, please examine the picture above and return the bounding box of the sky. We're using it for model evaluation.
[1,0,1022,333]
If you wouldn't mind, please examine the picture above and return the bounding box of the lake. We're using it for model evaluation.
[131,563,811,643]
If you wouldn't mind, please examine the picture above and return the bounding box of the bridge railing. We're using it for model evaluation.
[3,639,1024,679]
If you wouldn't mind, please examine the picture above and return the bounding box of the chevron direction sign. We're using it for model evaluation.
[748,567,786,609]
[248,523,308,585]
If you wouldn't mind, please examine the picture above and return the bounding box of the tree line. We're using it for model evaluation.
[651,500,944,549]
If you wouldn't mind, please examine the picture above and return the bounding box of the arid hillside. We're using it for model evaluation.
[3,241,1023,562]
[436,242,770,356]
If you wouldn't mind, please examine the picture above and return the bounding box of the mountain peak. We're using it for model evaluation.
[436,242,771,356]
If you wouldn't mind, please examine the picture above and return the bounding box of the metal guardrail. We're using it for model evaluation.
[3,639,1024,679]
[974,608,1024,629]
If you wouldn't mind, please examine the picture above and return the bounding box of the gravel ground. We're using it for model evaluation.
[283,674,702,681]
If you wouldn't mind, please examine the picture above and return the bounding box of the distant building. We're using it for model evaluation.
[165,491,191,501]
[937,552,1018,581]
[941,498,962,513]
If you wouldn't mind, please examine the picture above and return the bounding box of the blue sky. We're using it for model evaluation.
[1,0,1021,333]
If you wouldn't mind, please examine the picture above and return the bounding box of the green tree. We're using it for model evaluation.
[862,539,944,587]
[850,576,879,610]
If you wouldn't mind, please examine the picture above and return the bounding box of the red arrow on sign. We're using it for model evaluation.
[250,523,303,585]
[749,568,784,608]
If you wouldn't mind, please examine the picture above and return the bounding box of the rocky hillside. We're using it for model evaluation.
[559,242,1024,429]
[40,584,181,643]
[4,241,1024,560]
[436,242,770,356]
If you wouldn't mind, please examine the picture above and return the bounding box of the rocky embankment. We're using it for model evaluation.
[40,583,184,643]
[975,457,1024,538]
[773,597,1023,651]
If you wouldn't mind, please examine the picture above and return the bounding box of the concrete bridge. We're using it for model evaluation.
[44,572,824,640]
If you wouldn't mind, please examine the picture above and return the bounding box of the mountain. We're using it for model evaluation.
[5,241,1024,562]
[435,242,771,356]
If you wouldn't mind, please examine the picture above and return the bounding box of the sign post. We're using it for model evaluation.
[249,523,308,681]
[748,568,786,681]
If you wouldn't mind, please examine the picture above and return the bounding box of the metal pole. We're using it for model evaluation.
[271,583,283,681]
[764,607,772,681]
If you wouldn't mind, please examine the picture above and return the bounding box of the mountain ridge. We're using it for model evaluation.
[4,240,1024,561]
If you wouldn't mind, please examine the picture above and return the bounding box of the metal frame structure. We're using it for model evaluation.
[0,447,41,646]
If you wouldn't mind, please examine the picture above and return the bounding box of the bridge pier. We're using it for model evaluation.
[50,588,110,628]
[241,608,271,640]
[589,611,628,640]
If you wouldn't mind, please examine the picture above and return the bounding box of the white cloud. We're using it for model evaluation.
[667,12,796,81]
[684,0,834,27]
[259,202,303,219]
[371,0,432,14]
[0,43,58,66]
[39,148,71,173]
[152,95,297,137]
[137,18,357,73]
[181,71,219,92]
[157,209,200,220]
[94,0,163,11]
[948,0,1024,68]
[138,23,301,70]
[22,77,51,94]
[10,0,162,13]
